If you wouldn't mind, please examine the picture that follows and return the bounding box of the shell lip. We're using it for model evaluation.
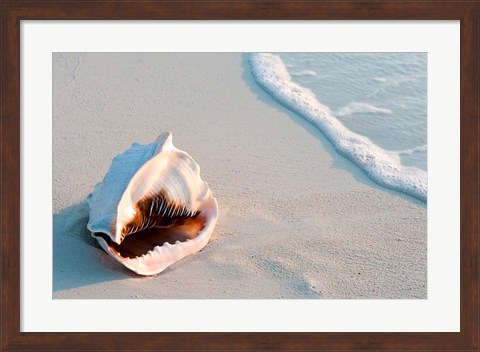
[92,195,218,276]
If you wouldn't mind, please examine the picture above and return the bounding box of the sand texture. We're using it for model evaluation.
[53,53,427,299]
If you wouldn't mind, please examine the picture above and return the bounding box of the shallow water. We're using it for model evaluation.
[279,53,427,171]
[248,53,427,202]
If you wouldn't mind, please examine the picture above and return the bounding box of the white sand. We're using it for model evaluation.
[53,53,426,299]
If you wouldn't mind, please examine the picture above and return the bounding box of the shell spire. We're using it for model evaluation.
[155,132,174,154]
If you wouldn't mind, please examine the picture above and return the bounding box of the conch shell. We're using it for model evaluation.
[87,132,218,276]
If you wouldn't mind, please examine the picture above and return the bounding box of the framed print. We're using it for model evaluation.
[1,1,478,351]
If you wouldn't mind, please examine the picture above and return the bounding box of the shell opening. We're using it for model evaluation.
[93,192,203,259]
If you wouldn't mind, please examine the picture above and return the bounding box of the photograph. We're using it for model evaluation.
[52,52,427,299]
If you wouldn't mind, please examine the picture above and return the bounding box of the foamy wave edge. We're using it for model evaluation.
[249,53,427,203]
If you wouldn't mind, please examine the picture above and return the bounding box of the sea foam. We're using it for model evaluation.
[337,102,392,117]
[290,70,317,77]
[249,53,427,203]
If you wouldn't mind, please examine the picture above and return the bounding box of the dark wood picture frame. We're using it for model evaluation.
[1,1,478,351]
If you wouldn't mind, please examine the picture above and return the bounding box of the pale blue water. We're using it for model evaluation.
[278,53,427,171]
[249,53,427,202]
